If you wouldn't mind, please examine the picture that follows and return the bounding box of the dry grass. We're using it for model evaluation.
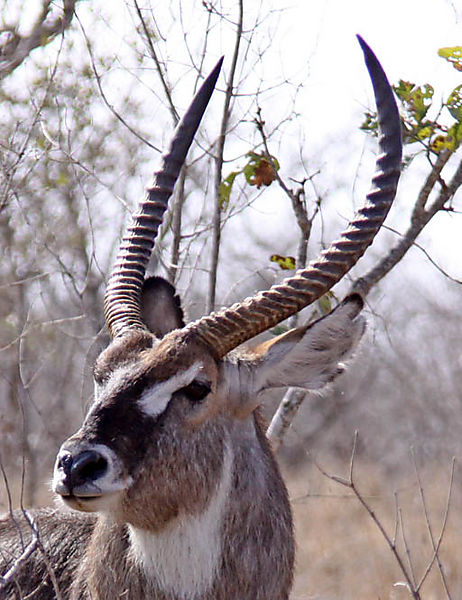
[2,454,461,599]
[287,456,462,599]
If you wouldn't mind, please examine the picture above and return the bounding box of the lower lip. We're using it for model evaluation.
[60,492,102,500]
[61,495,102,509]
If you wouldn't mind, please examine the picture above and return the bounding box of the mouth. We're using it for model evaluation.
[60,491,115,513]
[54,478,103,498]
[52,461,133,513]
[65,493,102,501]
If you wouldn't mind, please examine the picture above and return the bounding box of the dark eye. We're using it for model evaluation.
[181,380,211,403]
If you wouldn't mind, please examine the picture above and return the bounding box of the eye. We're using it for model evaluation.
[180,380,211,403]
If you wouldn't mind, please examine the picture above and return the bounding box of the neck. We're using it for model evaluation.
[127,445,234,599]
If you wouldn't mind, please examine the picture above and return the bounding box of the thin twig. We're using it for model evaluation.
[398,506,417,591]
[133,0,179,126]
[22,512,64,600]
[414,454,454,598]
[76,13,160,152]
[348,430,358,483]
[315,435,422,599]
[255,106,312,243]
[379,223,462,285]
[0,315,86,353]
[392,491,399,547]
[352,153,462,296]
[0,536,38,589]
[207,0,243,313]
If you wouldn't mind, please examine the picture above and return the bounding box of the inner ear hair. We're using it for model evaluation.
[340,293,364,317]
[141,276,185,338]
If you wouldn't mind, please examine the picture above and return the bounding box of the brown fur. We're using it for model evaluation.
[0,286,367,600]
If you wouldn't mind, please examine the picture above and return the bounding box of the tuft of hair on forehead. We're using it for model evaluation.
[93,330,154,384]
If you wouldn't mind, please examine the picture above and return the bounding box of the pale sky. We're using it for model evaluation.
[288,0,461,132]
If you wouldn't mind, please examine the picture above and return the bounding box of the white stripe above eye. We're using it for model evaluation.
[138,362,203,418]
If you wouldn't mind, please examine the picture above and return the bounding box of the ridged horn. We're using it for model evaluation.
[104,57,223,338]
[183,36,402,358]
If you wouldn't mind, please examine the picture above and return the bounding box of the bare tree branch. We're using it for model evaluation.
[414,453,454,598]
[0,530,38,589]
[207,0,243,313]
[254,106,327,449]
[168,169,186,284]
[269,148,462,449]
[267,388,306,450]
[352,150,461,296]
[254,106,314,269]
[0,0,78,79]
[316,433,422,600]
[398,505,418,592]
[76,13,160,153]
[133,0,179,126]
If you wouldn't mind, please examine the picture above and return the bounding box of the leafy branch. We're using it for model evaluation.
[269,45,462,449]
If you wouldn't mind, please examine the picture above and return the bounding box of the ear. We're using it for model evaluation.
[141,276,185,338]
[221,294,366,419]
[252,294,365,393]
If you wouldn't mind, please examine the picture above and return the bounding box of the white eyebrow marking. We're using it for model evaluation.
[89,363,136,416]
[138,362,203,418]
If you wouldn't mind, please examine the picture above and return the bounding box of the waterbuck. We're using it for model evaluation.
[0,36,401,599]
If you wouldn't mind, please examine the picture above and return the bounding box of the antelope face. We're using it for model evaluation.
[53,313,227,528]
[52,279,366,528]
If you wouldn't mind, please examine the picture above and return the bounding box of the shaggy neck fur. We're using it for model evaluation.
[128,445,233,599]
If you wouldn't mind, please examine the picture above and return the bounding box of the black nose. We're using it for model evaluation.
[57,449,108,489]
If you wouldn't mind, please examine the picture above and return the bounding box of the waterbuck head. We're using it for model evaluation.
[52,37,402,541]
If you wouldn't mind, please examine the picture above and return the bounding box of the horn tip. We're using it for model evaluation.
[356,34,369,54]
[207,56,224,88]
[356,35,384,83]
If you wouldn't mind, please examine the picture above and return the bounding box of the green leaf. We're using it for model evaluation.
[438,46,462,71]
[56,172,69,186]
[393,80,414,102]
[317,291,335,315]
[411,85,433,123]
[270,324,290,336]
[430,131,456,153]
[446,85,462,122]
[243,162,256,185]
[270,254,296,270]
[454,120,462,144]
[416,125,434,140]
[443,121,462,150]
[360,111,378,135]
[394,80,433,124]
[219,170,240,210]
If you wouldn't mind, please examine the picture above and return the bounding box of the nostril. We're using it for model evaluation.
[57,452,73,475]
[70,450,108,486]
